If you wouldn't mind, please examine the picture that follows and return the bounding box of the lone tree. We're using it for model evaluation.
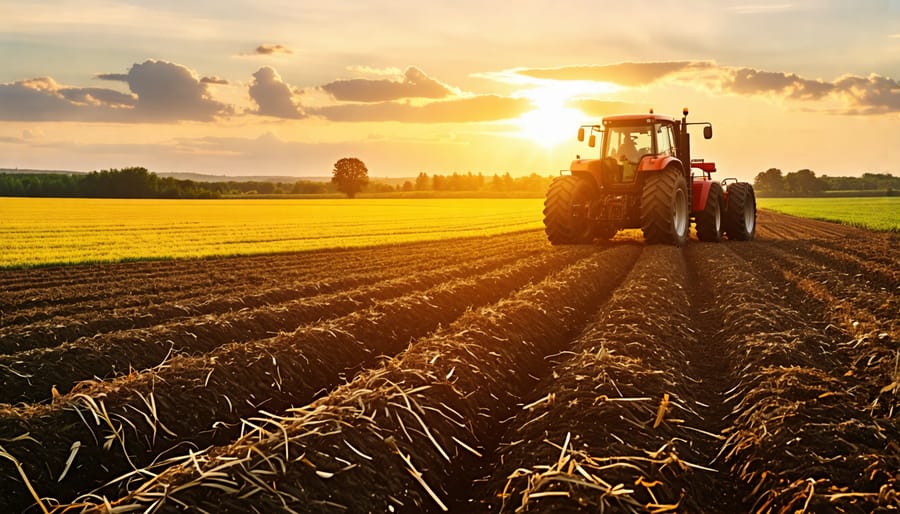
[331,157,369,198]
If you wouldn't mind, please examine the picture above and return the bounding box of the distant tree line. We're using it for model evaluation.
[753,169,899,197]
[0,167,558,198]
[0,168,337,198]
[0,168,216,198]
[406,172,553,193]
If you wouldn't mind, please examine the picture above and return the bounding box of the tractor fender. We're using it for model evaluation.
[637,155,682,173]
[691,179,714,213]
[569,158,604,191]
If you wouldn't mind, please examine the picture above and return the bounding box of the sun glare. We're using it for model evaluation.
[513,81,616,148]
[516,105,585,148]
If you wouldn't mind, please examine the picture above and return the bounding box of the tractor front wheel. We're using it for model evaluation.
[696,182,724,242]
[724,182,757,241]
[641,167,690,246]
[543,175,597,245]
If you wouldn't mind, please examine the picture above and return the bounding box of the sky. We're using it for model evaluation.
[1,0,899,181]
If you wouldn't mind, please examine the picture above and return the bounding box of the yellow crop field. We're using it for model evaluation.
[0,197,544,268]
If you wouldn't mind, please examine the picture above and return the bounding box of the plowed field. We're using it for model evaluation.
[0,211,897,513]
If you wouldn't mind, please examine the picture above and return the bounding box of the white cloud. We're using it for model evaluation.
[97,60,232,121]
[248,66,304,119]
[0,60,232,122]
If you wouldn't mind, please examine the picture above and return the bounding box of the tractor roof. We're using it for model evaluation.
[602,113,677,124]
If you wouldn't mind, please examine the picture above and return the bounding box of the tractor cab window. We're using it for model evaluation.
[656,124,675,157]
[606,126,652,164]
[605,125,652,183]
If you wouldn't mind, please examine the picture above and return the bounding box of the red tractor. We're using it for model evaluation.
[543,109,756,246]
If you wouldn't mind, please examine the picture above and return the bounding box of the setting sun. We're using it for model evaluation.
[512,80,621,148]
[516,105,586,148]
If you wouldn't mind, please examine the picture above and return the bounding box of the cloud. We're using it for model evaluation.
[250,65,525,122]
[59,87,137,107]
[509,61,900,115]
[0,77,124,121]
[235,44,294,57]
[712,67,900,114]
[513,62,712,87]
[312,94,531,123]
[255,44,293,55]
[321,66,455,102]
[201,76,229,85]
[97,60,232,121]
[831,74,900,114]
[248,66,304,119]
[95,73,129,81]
[0,60,232,122]
[723,67,834,100]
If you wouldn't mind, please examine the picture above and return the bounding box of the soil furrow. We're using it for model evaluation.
[0,231,542,315]
[700,243,899,513]
[0,249,536,404]
[53,245,640,513]
[0,233,543,342]
[474,244,754,512]
[0,242,540,355]
[0,248,587,512]
[736,239,898,416]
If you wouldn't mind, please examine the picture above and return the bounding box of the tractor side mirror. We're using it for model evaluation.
[588,134,596,147]
[703,126,713,139]
[577,127,585,142]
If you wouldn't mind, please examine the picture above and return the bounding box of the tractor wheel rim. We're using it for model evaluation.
[674,189,688,237]
[744,204,755,232]
[714,198,721,232]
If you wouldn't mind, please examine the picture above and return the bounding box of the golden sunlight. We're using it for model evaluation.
[513,81,617,148]
[516,105,585,148]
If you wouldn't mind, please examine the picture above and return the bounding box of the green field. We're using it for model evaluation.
[0,198,544,268]
[757,197,900,232]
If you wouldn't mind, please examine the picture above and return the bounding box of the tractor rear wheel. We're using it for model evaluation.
[543,175,597,244]
[724,182,757,240]
[641,167,689,246]
[696,182,724,242]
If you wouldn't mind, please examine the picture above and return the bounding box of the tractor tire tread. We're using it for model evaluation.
[640,167,689,246]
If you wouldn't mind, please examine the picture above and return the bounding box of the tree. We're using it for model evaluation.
[331,157,369,198]
[785,169,827,195]
[415,172,430,190]
[753,168,785,195]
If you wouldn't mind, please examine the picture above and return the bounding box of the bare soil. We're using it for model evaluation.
[0,212,896,513]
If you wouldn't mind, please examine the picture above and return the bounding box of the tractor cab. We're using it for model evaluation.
[576,114,682,189]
